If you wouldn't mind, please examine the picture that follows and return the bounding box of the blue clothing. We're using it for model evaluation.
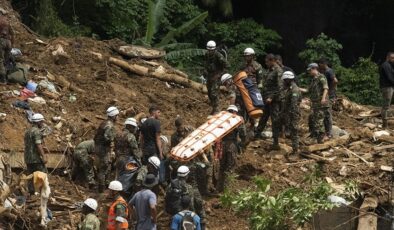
[171,210,201,230]
[130,189,157,230]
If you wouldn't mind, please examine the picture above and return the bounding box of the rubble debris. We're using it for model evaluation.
[117,45,166,59]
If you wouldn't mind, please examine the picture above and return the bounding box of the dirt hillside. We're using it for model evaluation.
[0,0,393,229]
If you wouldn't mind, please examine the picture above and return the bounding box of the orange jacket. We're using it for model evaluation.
[107,196,129,230]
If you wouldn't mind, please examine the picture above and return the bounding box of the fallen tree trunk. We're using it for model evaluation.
[109,57,149,76]
[357,196,378,230]
[47,72,85,94]
[150,70,207,93]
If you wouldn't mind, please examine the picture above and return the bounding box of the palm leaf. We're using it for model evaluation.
[145,0,166,45]
[165,48,207,61]
[157,11,208,47]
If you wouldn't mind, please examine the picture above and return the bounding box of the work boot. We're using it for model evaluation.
[271,139,280,150]
[0,74,7,84]
[383,119,388,129]
[317,134,324,144]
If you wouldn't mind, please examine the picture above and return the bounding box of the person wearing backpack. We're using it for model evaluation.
[171,195,201,230]
[165,166,206,229]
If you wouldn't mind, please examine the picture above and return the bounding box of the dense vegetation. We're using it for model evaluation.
[12,0,385,106]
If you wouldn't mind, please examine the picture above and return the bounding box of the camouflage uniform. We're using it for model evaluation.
[24,125,47,194]
[241,60,265,87]
[115,129,142,173]
[308,74,330,141]
[72,140,95,186]
[226,85,248,146]
[0,37,10,83]
[24,125,47,174]
[256,65,284,146]
[204,50,229,114]
[217,129,238,193]
[78,213,100,230]
[94,120,116,191]
[282,82,301,152]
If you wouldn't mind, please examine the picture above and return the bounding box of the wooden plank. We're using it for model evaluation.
[300,153,336,163]
[0,152,69,169]
[357,196,378,230]
[305,134,350,152]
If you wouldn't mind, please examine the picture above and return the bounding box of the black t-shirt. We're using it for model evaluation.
[141,118,161,150]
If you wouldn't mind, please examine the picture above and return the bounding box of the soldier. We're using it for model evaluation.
[107,181,129,230]
[241,48,264,88]
[115,118,142,175]
[204,40,229,114]
[165,166,206,230]
[135,156,160,193]
[216,105,239,193]
[281,72,301,155]
[72,139,96,189]
[379,52,394,129]
[256,54,284,150]
[0,16,11,84]
[303,63,329,143]
[78,198,100,230]
[94,106,118,193]
[318,58,337,137]
[24,113,48,194]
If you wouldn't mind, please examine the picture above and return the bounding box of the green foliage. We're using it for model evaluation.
[157,11,209,47]
[32,0,73,37]
[221,176,337,230]
[298,33,343,66]
[337,57,382,105]
[145,0,166,44]
[201,0,233,17]
[208,19,281,72]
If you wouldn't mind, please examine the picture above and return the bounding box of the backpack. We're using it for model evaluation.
[179,211,196,230]
[165,179,185,215]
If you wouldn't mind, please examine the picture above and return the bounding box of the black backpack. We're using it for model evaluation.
[165,179,184,215]
[179,211,196,230]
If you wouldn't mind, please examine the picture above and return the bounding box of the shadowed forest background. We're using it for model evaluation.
[10,0,394,105]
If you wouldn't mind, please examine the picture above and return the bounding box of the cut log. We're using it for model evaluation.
[375,135,394,144]
[380,165,393,172]
[151,70,207,93]
[117,45,166,59]
[373,144,394,151]
[109,57,149,76]
[55,75,85,94]
[357,196,378,230]
[304,134,350,152]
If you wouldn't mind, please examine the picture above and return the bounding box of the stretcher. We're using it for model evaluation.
[233,71,264,119]
[170,111,243,162]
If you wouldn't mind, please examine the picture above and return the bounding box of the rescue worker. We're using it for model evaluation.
[241,47,264,88]
[281,71,301,155]
[24,113,48,175]
[115,118,141,175]
[135,156,160,192]
[303,63,329,143]
[318,58,337,137]
[71,139,96,189]
[78,198,100,230]
[165,166,206,230]
[379,52,394,129]
[94,106,118,193]
[0,15,12,84]
[204,40,229,114]
[216,105,239,193]
[107,180,129,230]
[221,73,248,147]
[140,105,163,165]
[255,54,284,150]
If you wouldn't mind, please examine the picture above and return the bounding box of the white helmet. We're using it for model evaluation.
[160,135,169,144]
[177,165,190,177]
[227,105,238,113]
[281,71,295,80]
[32,113,45,123]
[244,48,255,56]
[107,106,119,117]
[221,73,232,84]
[83,198,98,211]
[124,118,137,127]
[108,180,123,191]
[148,156,161,169]
[206,40,216,50]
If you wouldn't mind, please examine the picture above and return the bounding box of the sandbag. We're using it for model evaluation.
[233,71,263,119]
